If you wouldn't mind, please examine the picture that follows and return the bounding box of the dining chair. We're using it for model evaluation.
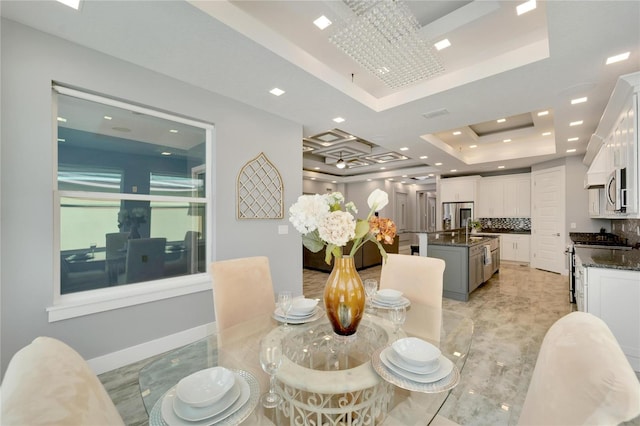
[119,238,166,284]
[379,253,445,309]
[164,231,200,277]
[105,232,129,282]
[209,256,276,330]
[518,311,640,425]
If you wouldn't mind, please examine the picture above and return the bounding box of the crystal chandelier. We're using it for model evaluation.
[329,0,444,89]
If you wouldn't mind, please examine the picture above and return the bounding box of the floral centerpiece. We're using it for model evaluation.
[117,208,148,239]
[289,189,397,336]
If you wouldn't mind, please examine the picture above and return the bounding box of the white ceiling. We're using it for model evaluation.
[2,0,639,185]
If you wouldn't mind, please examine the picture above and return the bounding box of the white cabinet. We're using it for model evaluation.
[440,176,479,203]
[476,174,531,218]
[477,179,504,217]
[500,234,530,263]
[588,188,605,217]
[582,265,640,371]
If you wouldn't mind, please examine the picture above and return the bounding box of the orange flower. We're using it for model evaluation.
[369,217,397,245]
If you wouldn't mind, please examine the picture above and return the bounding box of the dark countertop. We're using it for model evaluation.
[477,230,531,235]
[427,234,499,248]
[575,247,640,271]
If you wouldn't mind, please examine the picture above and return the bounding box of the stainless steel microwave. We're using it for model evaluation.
[606,168,627,212]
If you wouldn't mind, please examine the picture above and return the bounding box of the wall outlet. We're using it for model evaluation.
[570,222,576,229]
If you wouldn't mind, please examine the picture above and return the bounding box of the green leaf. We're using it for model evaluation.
[353,219,370,239]
[302,231,324,253]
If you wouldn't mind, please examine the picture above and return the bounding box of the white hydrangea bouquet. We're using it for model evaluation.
[289,189,397,264]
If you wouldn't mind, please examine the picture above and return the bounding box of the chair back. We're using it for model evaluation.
[379,253,445,309]
[105,232,129,260]
[518,311,640,425]
[123,238,166,284]
[210,256,276,330]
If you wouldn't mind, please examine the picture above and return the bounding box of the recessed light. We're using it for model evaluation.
[103,115,112,120]
[497,118,506,123]
[169,129,178,133]
[503,139,512,143]
[388,178,394,181]
[428,173,434,177]
[380,167,386,170]
[56,0,81,9]
[332,181,337,184]
[516,0,536,16]
[566,149,577,153]
[400,147,409,151]
[269,88,285,96]
[57,138,65,142]
[57,117,67,122]
[310,177,316,180]
[333,117,345,123]
[450,169,457,172]
[568,137,579,142]
[570,120,583,126]
[606,52,630,65]
[435,162,443,166]
[402,175,408,178]
[434,39,451,51]
[161,151,172,156]
[542,132,552,136]
[400,181,406,184]
[537,110,549,116]
[313,15,332,30]
[571,97,587,105]
[498,166,505,169]
[469,145,477,149]
[367,179,372,182]
[501,403,510,412]
[453,131,462,136]
[314,167,320,170]
[420,155,428,159]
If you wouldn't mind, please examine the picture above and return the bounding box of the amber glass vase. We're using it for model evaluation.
[324,256,365,336]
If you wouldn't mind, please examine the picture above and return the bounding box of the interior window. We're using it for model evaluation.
[55,86,210,295]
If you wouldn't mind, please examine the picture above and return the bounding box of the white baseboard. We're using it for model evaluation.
[88,322,216,375]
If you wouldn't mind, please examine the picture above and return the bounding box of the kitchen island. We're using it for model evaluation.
[421,232,500,301]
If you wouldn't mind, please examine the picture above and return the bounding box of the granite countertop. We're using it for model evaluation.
[575,247,640,271]
[427,234,499,248]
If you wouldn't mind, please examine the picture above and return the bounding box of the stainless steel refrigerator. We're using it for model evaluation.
[442,202,474,230]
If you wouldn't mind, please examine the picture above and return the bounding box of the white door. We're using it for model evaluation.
[427,196,436,232]
[395,192,408,231]
[531,166,566,274]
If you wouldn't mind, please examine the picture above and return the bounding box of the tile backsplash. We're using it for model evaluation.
[478,218,531,233]
[611,218,640,247]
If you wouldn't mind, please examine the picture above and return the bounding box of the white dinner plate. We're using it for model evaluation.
[371,347,460,394]
[380,347,453,383]
[273,307,324,324]
[172,377,242,421]
[371,296,411,309]
[386,348,440,375]
[161,374,250,425]
[274,307,315,319]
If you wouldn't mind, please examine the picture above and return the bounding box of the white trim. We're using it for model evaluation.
[58,190,206,203]
[88,321,217,375]
[53,84,214,130]
[47,274,212,322]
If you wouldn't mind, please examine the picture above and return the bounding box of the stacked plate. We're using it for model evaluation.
[160,367,252,425]
[379,337,454,384]
[273,297,323,324]
[371,289,411,309]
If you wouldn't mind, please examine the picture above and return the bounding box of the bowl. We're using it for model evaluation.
[176,366,235,407]
[376,289,403,302]
[289,298,318,315]
[391,337,441,367]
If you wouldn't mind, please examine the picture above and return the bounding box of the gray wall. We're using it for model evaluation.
[0,20,302,375]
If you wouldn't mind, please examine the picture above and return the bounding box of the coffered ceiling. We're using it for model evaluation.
[2,0,639,185]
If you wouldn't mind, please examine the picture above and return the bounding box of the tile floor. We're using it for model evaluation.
[100,261,640,425]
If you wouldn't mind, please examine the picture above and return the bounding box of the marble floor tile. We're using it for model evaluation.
[100,261,640,425]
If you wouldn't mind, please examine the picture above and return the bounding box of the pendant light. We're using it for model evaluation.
[336,152,346,169]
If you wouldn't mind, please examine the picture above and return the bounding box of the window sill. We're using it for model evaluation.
[47,274,211,322]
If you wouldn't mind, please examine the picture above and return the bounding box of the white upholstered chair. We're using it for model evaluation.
[209,256,276,330]
[518,311,640,425]
[1,337,124,426]
[379,253,445,309]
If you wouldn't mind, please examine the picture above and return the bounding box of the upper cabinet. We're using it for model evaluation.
[585,72,639,218]
[477,174,531,218]
[440,176,480,203]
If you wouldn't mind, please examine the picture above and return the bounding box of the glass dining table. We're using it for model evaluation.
[138,301,474,425]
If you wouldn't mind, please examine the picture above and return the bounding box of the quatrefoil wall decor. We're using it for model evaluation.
[237,152,284,219]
